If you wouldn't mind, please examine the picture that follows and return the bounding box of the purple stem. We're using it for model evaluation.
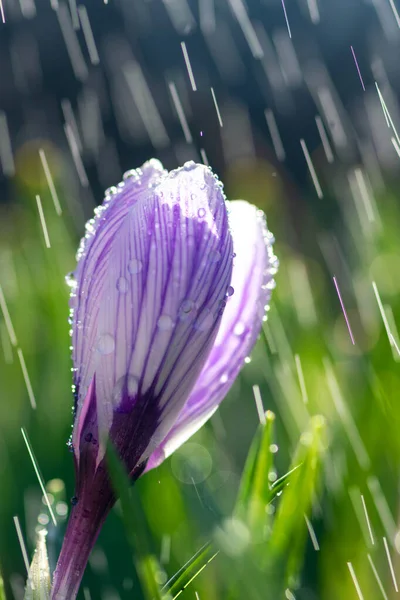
[51,466,115,599]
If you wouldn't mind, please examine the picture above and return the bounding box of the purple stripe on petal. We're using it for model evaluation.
[146,200,278,470]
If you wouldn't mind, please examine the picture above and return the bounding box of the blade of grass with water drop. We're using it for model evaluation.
[235,410,276,527]
[269,415,326,582]
[268,463,303,502]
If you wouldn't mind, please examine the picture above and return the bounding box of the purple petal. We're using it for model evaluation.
[146,200,278,470]
[70,160,233,467]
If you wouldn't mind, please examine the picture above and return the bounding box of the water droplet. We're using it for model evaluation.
[197,207,206,218]
[195,309,213,331]
[71,496,78,506]
[227,286,234,297]
[209,250,221,264]
[105,186,118,198]
[65,272,76,288]
[244,356,251,364]
[128,259,143,274]
[117,277,129,293]
[234,322,246,336]
[183,160,196,171]
[84,433,92,443]
[157,315,174,331]
[264,279,276,290]
[179,299,194,318]
[220,373,229,384]
[97,334,115,355]
[191,193,197,200]
[268,470,277,483]
[123,169,140,181]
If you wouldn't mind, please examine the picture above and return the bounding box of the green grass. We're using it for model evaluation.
[1,150,400,599]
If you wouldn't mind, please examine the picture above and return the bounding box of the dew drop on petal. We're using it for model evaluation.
[197,207,206,218]
[209,250,221,264]
[105,186,118,198]
[123,169,140,181]
[157,315,174,331]
[220,373,229,384]
[227,286,234,297]
[117,276,129,293]
[179,299,195,319]
[128,259,143,274]
[65,272,76,288]
[234,322,246,336]
[97,334,115,354]
[183,160,196,171]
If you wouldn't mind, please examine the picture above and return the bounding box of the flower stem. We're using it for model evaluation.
[51,471,114,600]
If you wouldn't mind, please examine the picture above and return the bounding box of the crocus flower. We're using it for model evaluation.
[51,160,277,599]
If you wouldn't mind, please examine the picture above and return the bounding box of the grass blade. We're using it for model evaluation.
[161,542,217,599]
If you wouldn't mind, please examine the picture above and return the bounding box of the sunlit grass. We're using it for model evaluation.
[1,152,400,599]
